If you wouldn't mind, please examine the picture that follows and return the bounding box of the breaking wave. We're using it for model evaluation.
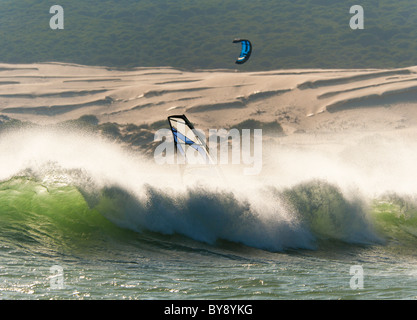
[1,127,417,255]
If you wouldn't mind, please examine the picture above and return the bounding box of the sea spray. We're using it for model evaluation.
[2,126,417,252]
[0,127,314,251]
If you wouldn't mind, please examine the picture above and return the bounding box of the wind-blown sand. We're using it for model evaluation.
[1,62,417,136]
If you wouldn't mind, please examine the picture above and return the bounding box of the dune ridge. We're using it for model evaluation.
[1,62,417,135]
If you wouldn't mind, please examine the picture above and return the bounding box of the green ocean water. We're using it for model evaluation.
[2,129,417,300]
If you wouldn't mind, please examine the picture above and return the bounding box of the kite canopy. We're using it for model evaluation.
[233,39,252,64]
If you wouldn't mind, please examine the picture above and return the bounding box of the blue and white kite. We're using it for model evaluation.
[233,39,252,64]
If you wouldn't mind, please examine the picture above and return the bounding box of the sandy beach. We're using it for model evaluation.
[1,62,417,137]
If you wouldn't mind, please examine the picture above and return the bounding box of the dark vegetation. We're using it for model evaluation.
[0,0,416,70]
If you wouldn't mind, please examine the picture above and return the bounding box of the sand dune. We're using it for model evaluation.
[1,62,417,135]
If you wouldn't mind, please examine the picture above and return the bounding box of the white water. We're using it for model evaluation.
[1,126,417,251]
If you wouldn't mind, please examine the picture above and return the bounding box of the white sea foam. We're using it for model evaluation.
[1,127,417,251]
